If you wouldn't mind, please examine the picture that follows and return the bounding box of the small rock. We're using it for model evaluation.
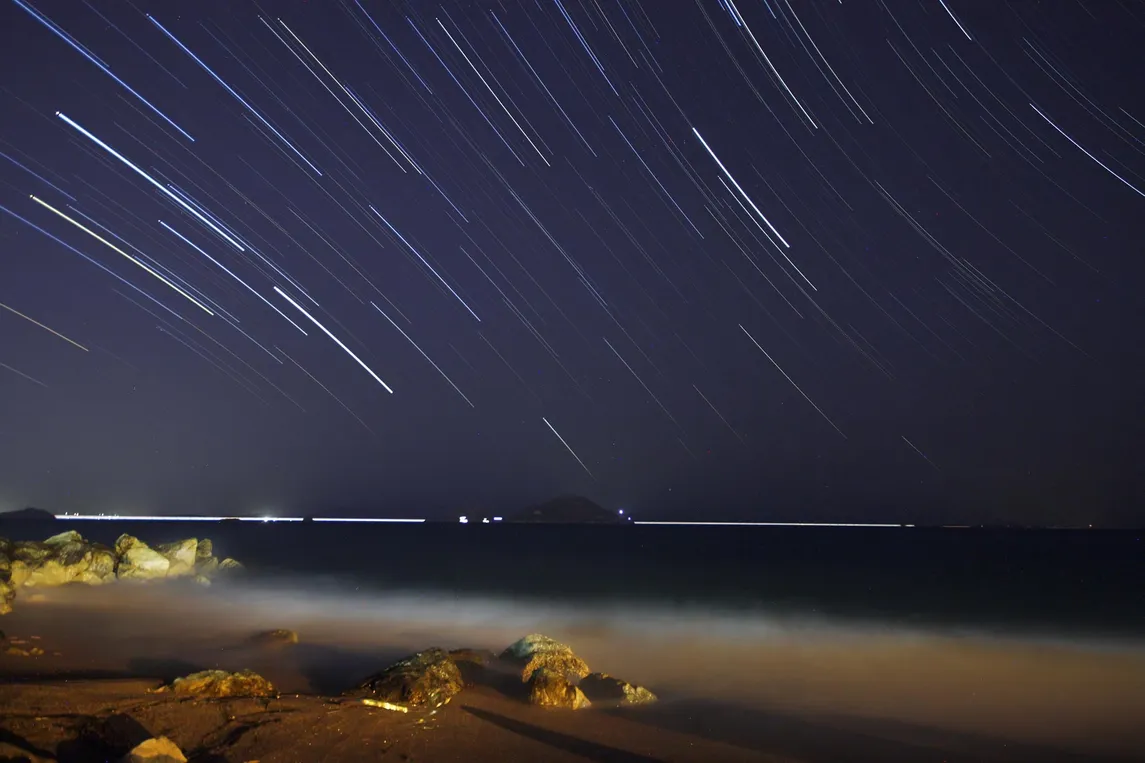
[502,634,590,682]
[121,736,187,762]
[528,667,591,709]
[350,648,463,708]
[169,669,276,698]
[216,558,244,574]
[579,673,657,705]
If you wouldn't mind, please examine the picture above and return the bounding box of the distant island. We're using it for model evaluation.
[0,507,56,522]
[504,495,628,524]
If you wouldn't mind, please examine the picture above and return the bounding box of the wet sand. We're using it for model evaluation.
[2,583,1144,762]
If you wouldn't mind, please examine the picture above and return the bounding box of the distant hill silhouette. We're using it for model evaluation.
[507,495,625,524]
[0,507,56,522]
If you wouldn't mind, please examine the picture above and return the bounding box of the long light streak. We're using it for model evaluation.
[274,286,394,394]
[436,17,550,165]
[0,300,88,351]
[0,202,185,322]
[368,206,481,321]
[30,196,215,315]
[11,0,194,141]
[147,14,322,175]
[55,112,246,251]
[542,416,595,479]
[158,220,306,334]
[739,324,846,438]
[372,302,473,407]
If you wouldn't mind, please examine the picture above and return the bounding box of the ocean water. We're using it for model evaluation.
[4,521,1145,759]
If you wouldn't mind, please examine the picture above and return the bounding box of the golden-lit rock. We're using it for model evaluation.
[154,538,198,577]
[121,735,188,762]
[502,633,591,682]
[580,672,657,705]
[528,667,591,709]
[350,648,463,708]
[169,669,276,698]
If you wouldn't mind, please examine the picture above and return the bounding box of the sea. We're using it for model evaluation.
[4,519,1145,760]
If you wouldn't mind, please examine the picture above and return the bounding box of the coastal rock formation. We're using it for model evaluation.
[350,648,463,708]
[501,633,591,682]
[528,667,591,709]
[579,672,657,705]
[168,669,276,698]
[0,531,240,615]
[121,736,187,762]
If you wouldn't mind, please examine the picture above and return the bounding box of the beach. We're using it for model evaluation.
[2,580,1144,762]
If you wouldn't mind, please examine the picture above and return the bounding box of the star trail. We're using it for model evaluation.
[0,1,1142,524]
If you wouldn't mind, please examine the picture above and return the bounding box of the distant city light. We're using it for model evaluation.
[459,515,468,524]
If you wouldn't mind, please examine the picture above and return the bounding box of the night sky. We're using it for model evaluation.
[1,1,1142,525]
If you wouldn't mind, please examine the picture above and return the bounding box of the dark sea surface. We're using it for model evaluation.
[6,519,1143,639]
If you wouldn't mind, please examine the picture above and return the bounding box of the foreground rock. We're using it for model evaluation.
[580,672,657,705]
[528,667,591,709]
[501,633,591,682]
[0,531,240,614]
[167,669,276,699]
[121,736,187,763]
[349,648,463,708]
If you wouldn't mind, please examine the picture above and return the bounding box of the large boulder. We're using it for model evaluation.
[115,535,170,580]
[501,634,590,682]
[350,648,463,708]
[169,669,276,698]
[528,667,591,709]
[154,539,197,578]
[579,673,657,705]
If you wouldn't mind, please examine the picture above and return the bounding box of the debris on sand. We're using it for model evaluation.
[166,669,276,698]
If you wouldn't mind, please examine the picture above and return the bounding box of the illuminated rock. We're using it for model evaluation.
[168,669,276,698]
[528,667,591,709]
[154,538,198,577]
[121,736,187,763]
[350,648,464,708]
[502,633,591,682]
[579,672,657,705]
[115,535,170,580]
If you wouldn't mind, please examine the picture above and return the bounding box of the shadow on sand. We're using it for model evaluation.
[605,697,1140,763]
[462,706,666,763]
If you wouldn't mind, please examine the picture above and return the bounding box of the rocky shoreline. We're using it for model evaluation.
[0,531,242,615]
[0,626,658,762]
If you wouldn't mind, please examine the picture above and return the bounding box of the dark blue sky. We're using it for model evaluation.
[1,0,1142,524]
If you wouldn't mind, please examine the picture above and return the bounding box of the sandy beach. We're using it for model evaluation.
[2,583,1144,762]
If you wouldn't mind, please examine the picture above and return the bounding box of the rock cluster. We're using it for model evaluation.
[351,633,655,712]
[0,531,242,614]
